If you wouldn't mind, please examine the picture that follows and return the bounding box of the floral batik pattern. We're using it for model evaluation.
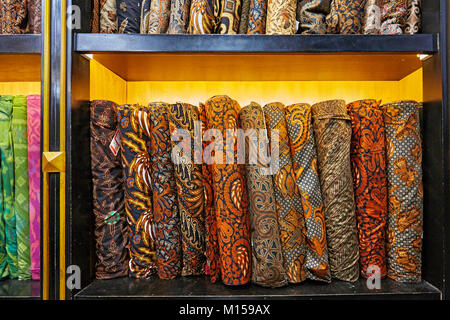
[266,0,296,34]
[404,0,420,34]
[381,101,423,283]
[117,0,142,33]
[168,0,191,33]
[217,0,241,34]
[146,0,171,33]
[297,0,331,34]
[347,99,388,279]
[326,0,364,34]
[188,0,218,33]
[380,0,407,34]
[362,0,381,34]
[247,0,267,34]
[100,0,118,33]
[0,0,27,34]
[285,103,331,283]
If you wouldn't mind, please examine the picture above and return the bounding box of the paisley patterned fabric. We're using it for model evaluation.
[284,103,331,283]
[100,0,119,33]
[168,103,206,276]
[26,0,41,34]
[116,104,156,278]
[266,0,296,34]
[347,99,388,279]
[0,0,27,34]
[188,0,217,33]
[326,0,364,34]
[12,96,31,280]
[148,102,182,279]
[247,0,266,34]
[297,0,331,34]
[168,0,191,33]
[239,0,251,33]
[147,0,171,33]
[263,102,307,284]
[117,0,142,33]
[240,102,287,288]
[404,0,420,34]
[380,0,407,34]
[204,95,251,286]
[217,0,241,34]
[90,101,129,280]
[381,101,423,282]
[27,95,41,281]
[311,100,359,282]
[362,0,381,34]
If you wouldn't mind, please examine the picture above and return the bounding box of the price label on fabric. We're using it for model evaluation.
[109,130,121,156]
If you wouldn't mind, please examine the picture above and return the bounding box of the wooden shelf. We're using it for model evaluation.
[0,35,41,54]
[75,277,441,300]
[0,54,41,82]
[0,280,40,300]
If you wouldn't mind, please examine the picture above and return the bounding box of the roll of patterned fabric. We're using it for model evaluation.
[217,0,242,34]
[297,0,331,34]
[27,95,41,281]
[404,0,420,34]
[199,103,221,282]
[0,96,17,279]
[266,0,296,34]
[285,103,331,283]
[204,95,251,285]
[168,103,206,276]
[116,104,156,278]
[147,0,171,33]
[347,99,388,279]
[148,102,182,279]
[239,0,251,33]
[12,96,31,280]
[263,102,307,284]
[188,0,217,33]
[311,99,359,282]
[381,100,423,282]
[90,101,129,280]
[380,0,407,34]
[26,0,41,33]
[240,102,287,288]
[99,0,118,33]
[362,0,381,34]
[326,0,364,34]
[117,0,142,33]
[140,0,151,33]
[0,0,27,34]
[168,0,191,33]
[92,0,100,32]
[247,0,266,34]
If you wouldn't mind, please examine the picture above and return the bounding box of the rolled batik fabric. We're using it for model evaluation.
[297,0,331,34]
[204,95,251,285]
[240,102,287,288]
[90,100,129,279]
[92,0,100,32]
[117,0,142,33]
[26,0,41,33]
[168,103,206,276]
[362,0,381,34]
[12,96,31,280]
[380,0,407,34]
[266,0,296,34]
[0,96,17,279]
[247,0,266,34]
[285,103,331,283]
[404,0,420,34]
[148,102,182,279]
[381,101,423,282]
[140,0,151,33]
[263,102,307,284]
[199,103,220,282]
[0,0,27,34]
[311,100,359,282]
[116,104,156,278]
[239,0,251,33]
[326,0,364,34]
[100,0,118,33]
[147,0,171,33]
[168,0,191,33]
[188,0,217,33]
[217,0,242,34]
[347,99,388,279]
[27,95,41,281]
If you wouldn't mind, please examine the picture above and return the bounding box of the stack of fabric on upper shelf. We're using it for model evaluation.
[91,0,421,34]
[0,0,41,34]
[90,96,423,286]
[0,95,41,281]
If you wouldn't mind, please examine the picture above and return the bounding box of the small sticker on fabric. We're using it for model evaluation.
[110,130,121,156]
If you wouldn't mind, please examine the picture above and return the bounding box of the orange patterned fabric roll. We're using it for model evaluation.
[347,99,388,279]
[188,0,218,33]
[326,0,364,34]
[204,95,251,286]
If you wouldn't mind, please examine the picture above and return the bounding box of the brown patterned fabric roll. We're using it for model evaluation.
[240,102,287,288]
[311,100,359,282]
[168,0,191,34]
[90,101,129,280]
[380,0,407,34]
[146,0,171,33]
[0,0,27,34]
[266,0,296,34]
[188,0,218,33]
[297,0,331,34]
[362,0,381,34]
[247,0,267,34]
[285,103,331,283]
[326,0,364,34]
[92,0,100,33]
[404,0,420,34]
[26,0,41,33]
[217,0,242,34]
[263,102,307,284]
[100,0,118,33]
[239,0,251,33]
[381,101,423,282]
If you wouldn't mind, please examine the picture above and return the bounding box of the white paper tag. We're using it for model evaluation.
[109,130,121,156]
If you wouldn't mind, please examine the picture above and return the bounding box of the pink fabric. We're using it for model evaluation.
[27,95,41,281]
